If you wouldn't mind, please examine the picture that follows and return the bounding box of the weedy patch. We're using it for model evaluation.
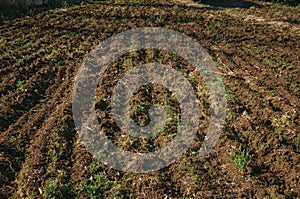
[43,176,73,199]
[77,162,121,199]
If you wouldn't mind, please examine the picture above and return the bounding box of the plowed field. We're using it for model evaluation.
[1,0,299,198]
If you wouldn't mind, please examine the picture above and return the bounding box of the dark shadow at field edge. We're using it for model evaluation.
[0,0,88,21]
[193,0,262,8]
[0,0,219,22]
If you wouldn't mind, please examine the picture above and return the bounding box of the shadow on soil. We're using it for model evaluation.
[0,0,87,21]
[193,0,261,8]
[0,0,219,21]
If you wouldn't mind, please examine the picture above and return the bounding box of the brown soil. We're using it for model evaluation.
[0,0,299,198]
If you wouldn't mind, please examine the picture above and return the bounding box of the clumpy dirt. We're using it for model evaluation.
[0,0,299,198]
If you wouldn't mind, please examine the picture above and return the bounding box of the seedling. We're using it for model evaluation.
[240,130,250,136]
[233,147,251,172]
[274,128,282,135]
[16,80,24,90]
[63,0,68,8]
[10,136,17,142]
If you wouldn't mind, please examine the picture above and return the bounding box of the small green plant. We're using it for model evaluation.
[261,58,273,67]
[274,128,282,135]
[89,161,101,175]
[43,178,58,198]
[62,0,68,8]
[4,136,17,143]
[152,122,163,138]
[156,16,165,25]
[130,102,148,126]
[225,86,242,105]
[16,80,24,90]
[208,21,216,30]
[179,164,186,172]
[43,178,72,199]
[258,142,269,152]
[123,59,133,70]
[49,128,64,163]
[188,166,196,175]
[226,109,236,122]
[233,147,251,172]
[240,130,250,136]
[191,12,197,19]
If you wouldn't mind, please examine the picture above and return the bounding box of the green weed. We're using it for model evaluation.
[233,147,251,172]
[226,109,236,122]
[77,162,121,198]
[274,128,282,135]
[62,0,68,8]
[79,173,115,199]
[225,86,242,105]
[173,4,179,9]
[43,178,72,199]
[4,136,17,143]
[156,15,165,25]
[240,130,250,136]
[16,80,25,90]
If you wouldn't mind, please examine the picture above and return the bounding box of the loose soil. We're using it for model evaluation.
[0,0,299,198]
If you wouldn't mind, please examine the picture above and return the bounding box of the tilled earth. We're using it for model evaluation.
[0,0,299,198]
